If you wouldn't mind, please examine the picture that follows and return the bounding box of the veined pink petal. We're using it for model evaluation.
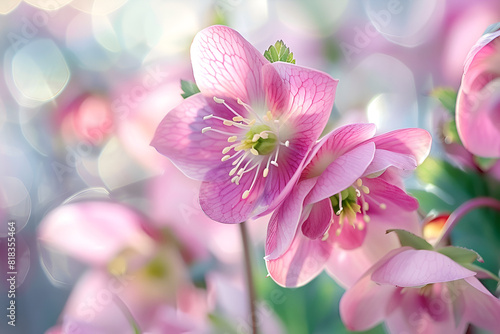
[302,123,377,178]
[38,202,150,266]
[199,164,267,224]
[339,272,395,331]
[151,94,236,181]
[266,229,332,287]
[265,177,318,260]
[371,249,476,287]
[459,277,500,332]
[191,25,267,104]
[362,176,419,214]
[264,61,337,139]
[363,149,417,176]
[368,128,432,165]
[305,142,376,205]
[301,198,333,240]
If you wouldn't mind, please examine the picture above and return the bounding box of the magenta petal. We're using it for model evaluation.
[301,198,333,240]
[369,128,432,165]
[38,202,149,266]
[151,94,235,180]
[459,277,500,332]
[339,273,395,331]
[305,142,376,205]
[191,25,267,104]
[265,177,318,259]
[371,249,476,287]
[363,149,417,176]
[266,230,332,287]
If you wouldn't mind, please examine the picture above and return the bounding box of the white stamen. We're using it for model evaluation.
[361,185,370,194]
[252,134,261,142]
[284,140,290,147]
[228,136,238,142]
[242,190,250,199]
[380,203,387,210]
[201,127,211,134]
[203,114,213,120]
[213,97,225,104]
[263,168,269,177]
[336,191,343,215]
[363,215,371,223]
[223,120,233,126]
[250,148,259,156]
[221,155,231,162]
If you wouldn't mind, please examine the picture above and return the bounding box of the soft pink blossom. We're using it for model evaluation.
[340,247,500,334]
[265,123,431,287]
[456,25,500,158]
[151,25,338,223]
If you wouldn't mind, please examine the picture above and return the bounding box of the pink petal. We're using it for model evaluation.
[363,149,417,176]
[362,176,419,214]
[266,229,332,287]
[302,123,377,178]
[305,142,376,205]
[263,61,338,141]
[459,277,500,332]
[199,164,267,223]
[265,177,318,259]
[151,94,236,180]
[456,30,500,157]
[339,272,395,331]
[368,128,432,165]
[371,249,476,287]
[329,217,367,250]
[38,202,150,266]
[190,25,267,104]
[326,220,410,289]
[301,198,333,240]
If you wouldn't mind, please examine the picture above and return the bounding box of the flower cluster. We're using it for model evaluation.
[150,25,500,334]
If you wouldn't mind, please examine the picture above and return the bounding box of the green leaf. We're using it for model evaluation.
[437,246,482,264]
[386,229,433,250]
[264,40,296,64]
[462,263,500,282]
[483,22,500,35]
[180,79,200,99]
[431,87,457,115]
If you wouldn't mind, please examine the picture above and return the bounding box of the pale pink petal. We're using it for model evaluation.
[190,25,267,104]
[456,30,500,157]
[329,217,367,250]
[326,221,409,289]
[305,142,376,205]
[368,128,432,165]
[363,149,417,176]
[301,198,333,240]
[385,284,467,334]
[371,249,476,287]
[38,202,150,266]
[151,94,237,180]
[339,273,395,331]
[265,177,318,259]
[302,123,377,178]
[460,277,500,332]
[266,230,332,287]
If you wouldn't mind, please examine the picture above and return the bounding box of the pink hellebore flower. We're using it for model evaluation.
[151,25,338,223]
[340,246,500,334]
[265,123,431,287]
[38,201,209,334]
[456,25,500,158]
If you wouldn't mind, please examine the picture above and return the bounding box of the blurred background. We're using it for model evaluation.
[1,0,500,333]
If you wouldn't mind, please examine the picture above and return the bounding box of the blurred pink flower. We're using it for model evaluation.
[265,123,431,287]
[38,201,209,333]
[151,25,338,223]
[456,25,500,158]
[340,247,500,334]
